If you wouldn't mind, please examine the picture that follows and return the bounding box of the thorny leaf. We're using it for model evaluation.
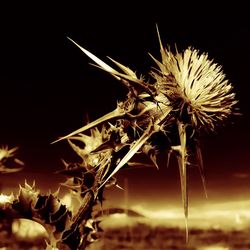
[1,181,74,249]
[52,109,124,144]
[141,143,159,169]
[103,127,154,188]
[67,38,156,95]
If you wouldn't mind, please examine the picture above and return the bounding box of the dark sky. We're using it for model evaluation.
[0,2,250,206]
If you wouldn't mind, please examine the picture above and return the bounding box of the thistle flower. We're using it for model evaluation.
[151,31,237,132]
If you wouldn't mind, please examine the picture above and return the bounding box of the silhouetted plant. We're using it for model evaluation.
[0,27,237,249]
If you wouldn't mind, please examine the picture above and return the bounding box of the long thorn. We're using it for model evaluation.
[99,124,154,189]
[52,108,123,144]
[67,37,120,77]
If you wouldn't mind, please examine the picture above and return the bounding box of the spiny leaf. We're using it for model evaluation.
[141,144,159,170]
[52,109,124,144]
[99,122,155,189]
[68,37,156,95]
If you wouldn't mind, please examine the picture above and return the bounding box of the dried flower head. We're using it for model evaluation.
[151,36,237,132]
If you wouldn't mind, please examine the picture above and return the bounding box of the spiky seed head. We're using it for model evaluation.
[151,47,237,132]
[0,146,18,161]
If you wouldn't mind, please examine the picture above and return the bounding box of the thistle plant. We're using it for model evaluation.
[0,28,237,249]
[53,27,237,241]
[0,146,24,174]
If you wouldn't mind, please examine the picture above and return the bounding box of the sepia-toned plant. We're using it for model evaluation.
[0,27,237,249]
[52,27,237,241]
[0,146,24,174]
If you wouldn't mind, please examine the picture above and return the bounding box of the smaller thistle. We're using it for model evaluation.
[0,146,24,174]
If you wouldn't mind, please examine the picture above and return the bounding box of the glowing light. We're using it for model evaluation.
[235,213,242,225]
[12,219,47,238]
[132,204,183,219]
[131,200,250,229]
[60,193,80,213]
[198,246,229,250]
[61,193,72,209]
[0,194,13,204]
